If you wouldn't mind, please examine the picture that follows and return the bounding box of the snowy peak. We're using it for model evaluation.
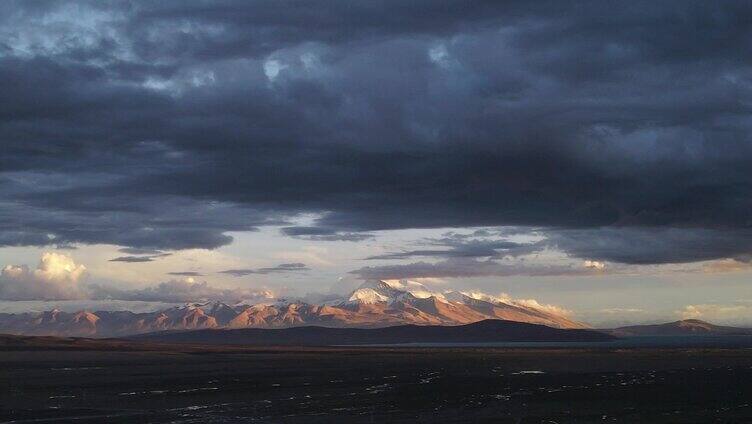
[339,280,583,329]
[377,279,443,299]
[348,287,390,304]
[346,280,444,305]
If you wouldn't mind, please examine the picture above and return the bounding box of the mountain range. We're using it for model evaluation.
[0,280,584,337]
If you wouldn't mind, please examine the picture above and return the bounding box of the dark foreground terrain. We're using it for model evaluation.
[2,341,752,423]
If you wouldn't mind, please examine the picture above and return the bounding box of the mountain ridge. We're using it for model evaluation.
[131,319,615,346]
[606,319,752,337]
[0,280,585,337]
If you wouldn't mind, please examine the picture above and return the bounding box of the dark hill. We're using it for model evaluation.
[608,319,752,337]
[132,319,615,346]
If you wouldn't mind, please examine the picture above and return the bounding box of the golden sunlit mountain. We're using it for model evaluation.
[0,280,583,337]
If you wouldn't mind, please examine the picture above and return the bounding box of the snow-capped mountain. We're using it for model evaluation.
[345,280,438,304]
[0,281,585,337]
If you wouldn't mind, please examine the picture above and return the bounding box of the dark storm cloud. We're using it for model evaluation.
[109,253,171,263]
[280,227,374,242]
[220,263,310,277]
[119,248,166,255]
[546,228,752,265]
[2,1,752,263]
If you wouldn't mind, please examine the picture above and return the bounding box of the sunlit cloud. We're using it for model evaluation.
[584,260,606,270]
[0,252,87,300]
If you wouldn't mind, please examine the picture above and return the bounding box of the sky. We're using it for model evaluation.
[1,0,751,327]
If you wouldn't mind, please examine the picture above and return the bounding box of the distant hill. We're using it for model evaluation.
[608,319,752,337]
[0,334,346,353]
[0,333,168,352]
[132,319,615,346]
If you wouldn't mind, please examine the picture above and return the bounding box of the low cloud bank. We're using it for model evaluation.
[0,252,274,304]
[89,279,275,304]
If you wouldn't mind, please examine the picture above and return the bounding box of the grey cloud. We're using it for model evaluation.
[366,232,540,260]
[546,228,752,265]
[109,256,156,263]
[220,263,310,277]
[109,253,171,263]
[167,271,204,277]
[0,192,281,250]
[217,270,253,277]
[119,247,166,255]
[351,257,592,280]
[280,227,374,242]
[53,244,78,250]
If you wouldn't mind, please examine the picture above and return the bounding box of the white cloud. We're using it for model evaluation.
[0,252,278,304]
[452,290,573,318]
[512,298,573,318]
[428,44,450,66]
[584,260,606,270]
[0,252,87,300]
[263,59,287,81]
[702,258,752,273]
[599,308,645,314]
[300,52,319,70]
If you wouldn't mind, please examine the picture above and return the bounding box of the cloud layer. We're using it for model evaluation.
[0,253,274,303]
[352,257,596,280]
[1,1,752,265]
[89,279,275,304]
[220,263,310,277]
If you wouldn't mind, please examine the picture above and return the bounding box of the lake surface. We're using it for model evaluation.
[364,335,752,349]
[3,347,752,423]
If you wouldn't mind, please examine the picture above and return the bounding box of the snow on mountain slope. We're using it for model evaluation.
[338,280,584,329]
[345,279,447,304]
[442,290,584,329]
[347,287,391,304]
